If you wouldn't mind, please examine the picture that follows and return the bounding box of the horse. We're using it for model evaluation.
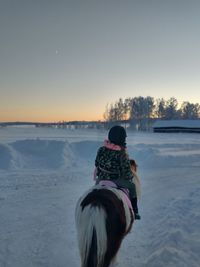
[75,181,134,267]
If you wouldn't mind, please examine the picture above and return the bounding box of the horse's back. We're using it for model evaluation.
[75,185,134,267]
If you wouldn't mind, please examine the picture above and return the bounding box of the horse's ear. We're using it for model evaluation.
[134,162,138,171]
[130,159,137,172]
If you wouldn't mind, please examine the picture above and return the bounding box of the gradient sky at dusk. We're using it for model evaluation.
[1,0,200,122]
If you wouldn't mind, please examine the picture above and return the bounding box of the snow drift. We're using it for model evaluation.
[1,138,200,171]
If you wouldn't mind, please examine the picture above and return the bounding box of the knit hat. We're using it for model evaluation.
[108,125,127,147]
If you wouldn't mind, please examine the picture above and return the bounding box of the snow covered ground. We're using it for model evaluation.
[0,126,200,267]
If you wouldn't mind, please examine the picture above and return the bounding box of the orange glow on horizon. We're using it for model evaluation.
[0,111,104,123]
[0,97,106,123]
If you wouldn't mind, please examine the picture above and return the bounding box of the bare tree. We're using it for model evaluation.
[181,102,200,119]
[155,98,166,118]
[164,97,178,119]
[103,95,200,131]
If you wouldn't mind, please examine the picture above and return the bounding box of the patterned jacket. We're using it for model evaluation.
[95,142,134,181]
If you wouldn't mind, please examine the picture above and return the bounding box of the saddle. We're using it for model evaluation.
[98,180,133,211]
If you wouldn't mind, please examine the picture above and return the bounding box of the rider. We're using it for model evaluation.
[94,125,141,220]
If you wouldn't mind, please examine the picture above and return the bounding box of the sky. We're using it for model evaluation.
[1,0,200,122]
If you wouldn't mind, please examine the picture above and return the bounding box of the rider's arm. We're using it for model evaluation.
[120,153,134,181]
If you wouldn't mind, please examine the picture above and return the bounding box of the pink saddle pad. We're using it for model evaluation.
[98,180,133,212]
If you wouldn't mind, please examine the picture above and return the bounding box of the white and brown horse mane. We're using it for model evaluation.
[75,184,134,267]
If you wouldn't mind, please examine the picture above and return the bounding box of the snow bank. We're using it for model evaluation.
[0,144,12,169]
[0,139,101,171]
[1,139,200,172]
[71,140,101,161]
[0,140,76,170]
[130,143,200,169]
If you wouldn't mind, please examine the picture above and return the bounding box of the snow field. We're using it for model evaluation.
[0,128,200,266]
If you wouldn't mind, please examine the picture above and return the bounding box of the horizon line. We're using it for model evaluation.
[0,120,106,125]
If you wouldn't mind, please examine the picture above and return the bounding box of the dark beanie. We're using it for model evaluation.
[108,125,127,147]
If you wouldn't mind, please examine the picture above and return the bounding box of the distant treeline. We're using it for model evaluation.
[103,96,200,130]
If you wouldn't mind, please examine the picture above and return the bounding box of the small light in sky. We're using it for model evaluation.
[55,49,59,55]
